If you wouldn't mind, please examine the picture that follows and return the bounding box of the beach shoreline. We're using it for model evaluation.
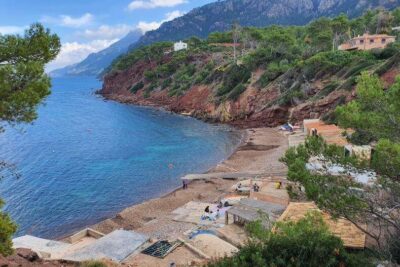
[84,127,288,245]
[52,119,246,241]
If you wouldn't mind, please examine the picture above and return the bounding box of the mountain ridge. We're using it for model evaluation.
[53,0,399,77]
[50,30,142,77]
[130,0,399,50]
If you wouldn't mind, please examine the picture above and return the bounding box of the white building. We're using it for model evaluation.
[174,41,188,52]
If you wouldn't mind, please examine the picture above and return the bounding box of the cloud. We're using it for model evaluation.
[78,24,135,41]
[42,13,94,28]
[136,10,184,33]
[47,9,184,71]
[46,39,117,72]
[128,0,187,10]
[0,26,26,35]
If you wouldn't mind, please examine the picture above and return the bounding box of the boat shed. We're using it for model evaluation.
[225,198,286,227]
[62,230,149,263]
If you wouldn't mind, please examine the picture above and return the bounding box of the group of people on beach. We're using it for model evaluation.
[202,205,219,221]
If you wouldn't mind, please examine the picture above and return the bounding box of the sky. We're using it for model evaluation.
[0,0,215,71]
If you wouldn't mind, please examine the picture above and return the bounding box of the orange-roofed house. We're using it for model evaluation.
[339,33,396,51]
[303,119,373,161]
[303,119,349,146]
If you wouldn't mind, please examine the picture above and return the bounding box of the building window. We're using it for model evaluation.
[382,38,386,44]
[359,39,364,44]
[370,39,375,43]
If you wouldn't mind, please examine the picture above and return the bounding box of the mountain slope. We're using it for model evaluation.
[100,9,400,128]
[50,30,142,77]
[53,0,398,77]
[130,0,399,49]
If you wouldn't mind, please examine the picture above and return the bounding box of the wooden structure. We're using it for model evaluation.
[225,198,286,227]
[278,202,366,249]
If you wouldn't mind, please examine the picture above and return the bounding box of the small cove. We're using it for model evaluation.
[0,76,242,238]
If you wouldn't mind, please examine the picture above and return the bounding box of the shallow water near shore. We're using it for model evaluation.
[0,76,242,239]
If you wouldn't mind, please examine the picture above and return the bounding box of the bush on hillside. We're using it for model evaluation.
[80,260,108,267]
[227,83,247,100]
[258,62,290,88]
[144,70,157,82]
[208,212,372,267]
[161,78,172,89]
[217,64,251,97]
[130,81,144,94]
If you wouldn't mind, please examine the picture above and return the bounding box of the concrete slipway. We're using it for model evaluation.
[13,229,149,263]
[62,230,149,262]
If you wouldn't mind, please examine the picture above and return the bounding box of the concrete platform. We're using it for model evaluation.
[188,234,238,259]
[62,230,149,263]
[172,201,228,226]
[12,235,70,259]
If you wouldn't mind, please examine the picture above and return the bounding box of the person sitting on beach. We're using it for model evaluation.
[236,183,242,192]
[275,181,283,189]
[253,183,260,192]
[205,206,210,213]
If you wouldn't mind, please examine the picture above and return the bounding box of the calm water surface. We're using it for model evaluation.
[0,76,242,238]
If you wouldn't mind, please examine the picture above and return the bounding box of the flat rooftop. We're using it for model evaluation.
[227,198,286,225]
[13,235,70,259]
[62,230,149,263]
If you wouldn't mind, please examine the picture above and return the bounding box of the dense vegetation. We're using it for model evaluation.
[208,73,400,267]
[0,24,60,256]
[129,0,399,52]
[108,8,400,108]
[279,73,400,264]
[209,212,371,267]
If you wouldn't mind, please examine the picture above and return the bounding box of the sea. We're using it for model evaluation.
[0,76,242,239]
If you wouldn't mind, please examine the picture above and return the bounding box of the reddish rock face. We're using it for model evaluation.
[0,248,74,267]
[100,57,400,129]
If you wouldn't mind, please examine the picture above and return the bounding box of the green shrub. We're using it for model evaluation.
[147,82,159,91]
[217,65,251,97]
[208,212,372,267]
[130,81,144,94]
[80,260,108,267]
[143,89,151,98]
[375,52,400,76]
[0,200,16,256]
[227,83,247,100]
[303,51,374,79]
[161,78,172,89]
[373,43,400,59]
[194,61,215,84]
[144,70,157,82]
[258,62,289,88]
[371,139,400,179]
[278,86,305,106]
[316,81,339,99]
[339,76,357,91]
[342,60,375,79]
[112,42,172,71]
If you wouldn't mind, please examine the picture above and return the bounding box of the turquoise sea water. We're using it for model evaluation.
[0,77,242,238]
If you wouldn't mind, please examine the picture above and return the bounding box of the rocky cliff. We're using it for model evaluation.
[100,51,400,128]
[100,8,400,128]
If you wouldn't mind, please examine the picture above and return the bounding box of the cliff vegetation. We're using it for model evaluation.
[101,9,400,128]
